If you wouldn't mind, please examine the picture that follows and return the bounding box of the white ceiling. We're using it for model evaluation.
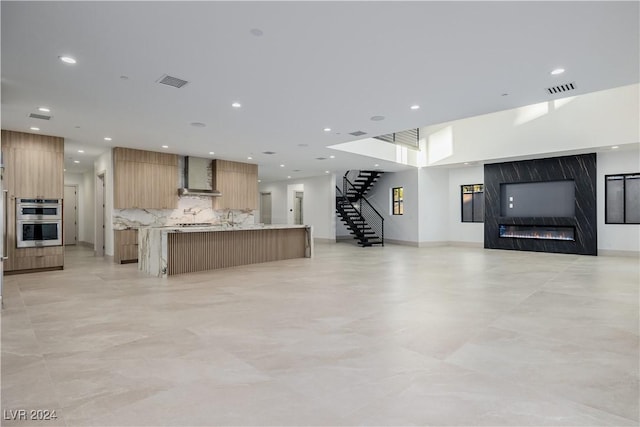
[2,1,638,181]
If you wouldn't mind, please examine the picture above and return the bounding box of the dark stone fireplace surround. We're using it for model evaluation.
[484,153,597,255]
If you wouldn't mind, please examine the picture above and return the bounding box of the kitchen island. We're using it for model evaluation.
[138,224,313,277]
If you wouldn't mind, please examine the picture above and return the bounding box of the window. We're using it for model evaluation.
[461,184,484,222]
[392,187,404,215]
[606,173,640,224]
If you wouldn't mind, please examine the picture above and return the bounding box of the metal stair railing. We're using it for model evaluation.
[336,185,367,239]
[341,176,385,246]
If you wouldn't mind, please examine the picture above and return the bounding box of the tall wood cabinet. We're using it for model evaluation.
[113,147,178,209]
[1,130,65,273]
[212,159,258,210]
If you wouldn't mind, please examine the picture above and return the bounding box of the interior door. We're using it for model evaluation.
[63,185,77,245]
[260,192,272,224]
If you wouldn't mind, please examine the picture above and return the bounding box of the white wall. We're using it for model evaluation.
[366,169,420,244]
[82,170,95,244]
[417,167,449,245]
[95,150,114,256]
[447,166,485,244]
[597,148,640,253]
[422,84,639,166]
[260,174,336,240]
[63,170,96,244]
[63,172,87,243]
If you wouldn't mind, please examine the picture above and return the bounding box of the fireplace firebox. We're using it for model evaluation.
[499,225,575,241]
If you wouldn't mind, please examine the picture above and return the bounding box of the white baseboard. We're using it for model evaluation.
[385,239,420,247]
[598,249,640,257]
[78,241,94,248]
[314,237,337,243]
[446,241,484,248]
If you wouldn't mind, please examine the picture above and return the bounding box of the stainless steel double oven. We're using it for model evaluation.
[16,198,63,248]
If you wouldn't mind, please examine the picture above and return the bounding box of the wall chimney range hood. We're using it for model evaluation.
[178,157,222,197]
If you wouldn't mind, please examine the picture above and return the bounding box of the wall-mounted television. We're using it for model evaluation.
[500,180,575,217]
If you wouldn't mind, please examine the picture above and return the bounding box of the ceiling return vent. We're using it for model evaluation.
[157,74,189,88]
[28,113,51,120]
[547,82,576,95]
[349,131,367,137]
[374,128,420,150]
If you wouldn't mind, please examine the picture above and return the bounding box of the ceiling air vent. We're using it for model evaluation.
[262,151,277,155]
[316,157,327,160]
[28,113,51,120]
[349,131,367,137]
[157,74,189,88]
[546,82,575,95]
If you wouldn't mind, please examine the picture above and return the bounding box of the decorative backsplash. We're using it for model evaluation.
[113,195,255,230]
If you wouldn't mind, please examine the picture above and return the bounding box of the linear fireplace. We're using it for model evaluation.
[499,225,575,241]
[484,154,597,255]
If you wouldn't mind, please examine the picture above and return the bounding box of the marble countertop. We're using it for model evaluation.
[139,224,310,233]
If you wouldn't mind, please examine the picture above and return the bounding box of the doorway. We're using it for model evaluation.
[95,172,105,256]
[294,191,304,225]
[260,192,272,224]
[63,185,78,245]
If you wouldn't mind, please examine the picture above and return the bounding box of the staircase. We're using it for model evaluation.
[345,170,383,201]
[336,171,384,247]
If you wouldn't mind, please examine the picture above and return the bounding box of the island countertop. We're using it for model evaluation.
[138,224,313,277]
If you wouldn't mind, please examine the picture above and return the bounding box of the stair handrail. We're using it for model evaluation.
[341,176,384,246]
[343,176,384,219]
[336,185,367,237]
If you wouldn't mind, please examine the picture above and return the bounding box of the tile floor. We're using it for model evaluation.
[1,243,638,426]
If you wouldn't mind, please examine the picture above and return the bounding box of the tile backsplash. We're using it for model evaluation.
[113,195,256,230]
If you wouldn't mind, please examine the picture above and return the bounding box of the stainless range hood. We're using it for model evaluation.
[178,157,222,197]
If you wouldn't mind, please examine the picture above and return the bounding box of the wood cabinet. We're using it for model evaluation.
[114,229,138,263]
[113,147,178,209]
[1,130,65,273]
[212,159,258,210]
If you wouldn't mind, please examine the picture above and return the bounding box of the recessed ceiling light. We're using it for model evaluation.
[280,164,285,167]
[73,160,80,164]
[190,122,206,128]
[464,162,470,165]
[59,56,76,64]
[370,116,385,121]
[30,127,40,131]
[250,28,264,37]
[78,150,84,153]
[232,102,242,108]
[325,170,329,174]
[611,146,619,149]
[323,128,331,132]
[550,68,565,75]
[374,164,379,167]
[209,151,215,155]
[64,169,66,172]
[104,137,112,141]
[258,179,261,183]
[38,107,50,112]
[287,176,291,179]
[161,145,169,148]
[247,156,253,160]
[329,155,335,159]
[410,105,420,110]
